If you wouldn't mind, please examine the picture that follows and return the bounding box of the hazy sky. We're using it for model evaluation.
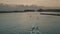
[0,0,60,7]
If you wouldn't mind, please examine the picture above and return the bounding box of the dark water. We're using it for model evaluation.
[0,12,60,34]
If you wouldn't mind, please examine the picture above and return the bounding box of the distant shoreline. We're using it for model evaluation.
[0,10,60,13]
[0,11,60,16]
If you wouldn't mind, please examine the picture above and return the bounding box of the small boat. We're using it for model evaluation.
[29,26,41,34]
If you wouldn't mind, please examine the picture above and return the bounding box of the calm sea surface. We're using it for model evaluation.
[0,12,60,34]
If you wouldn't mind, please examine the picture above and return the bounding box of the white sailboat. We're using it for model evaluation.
[29,26,41,34]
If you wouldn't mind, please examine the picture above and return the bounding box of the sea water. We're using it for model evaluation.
[0,12,60,34]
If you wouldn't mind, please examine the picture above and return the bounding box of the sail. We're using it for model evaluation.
[29,26,41,34]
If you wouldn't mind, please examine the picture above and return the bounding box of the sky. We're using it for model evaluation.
[0,0,60,7]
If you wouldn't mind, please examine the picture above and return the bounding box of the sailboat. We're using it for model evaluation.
[29,26,41,34]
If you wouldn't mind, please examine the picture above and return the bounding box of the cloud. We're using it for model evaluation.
[0,4,41,11]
